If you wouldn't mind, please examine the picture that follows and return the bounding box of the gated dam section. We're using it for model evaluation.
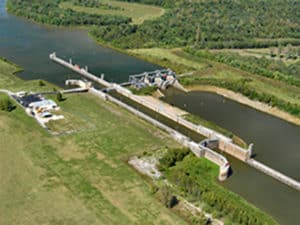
[50,53,300,191]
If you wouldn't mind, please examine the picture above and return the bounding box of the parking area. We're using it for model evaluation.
[12,92,64,128]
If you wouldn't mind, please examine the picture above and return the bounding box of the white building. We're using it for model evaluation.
[29,99,58,112]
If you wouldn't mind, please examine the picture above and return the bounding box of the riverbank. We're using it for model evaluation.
[187,85,300,126]
[128,48,300,126]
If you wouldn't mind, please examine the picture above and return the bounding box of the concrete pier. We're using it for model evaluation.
[247,159,300,191]
[50,53,300,191]
[50,52,111,88]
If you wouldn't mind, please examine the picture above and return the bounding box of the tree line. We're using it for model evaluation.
[8,0,300,49]
[71,0,122,10]
[7,0,130,26]
[91,0,300,49]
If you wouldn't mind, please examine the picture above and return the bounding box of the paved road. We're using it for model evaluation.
[0,89,14,95]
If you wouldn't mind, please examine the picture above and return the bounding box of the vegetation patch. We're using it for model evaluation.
[187,48,300,83]
[128,48,205,74]
[159,149,278,225]
[0,94,15,112]
[9,0,300,49]
[7,0,131,26]
[60,0,165,25]
[212,45,300,65]
[129,86,157,95]
[88,0,300,49]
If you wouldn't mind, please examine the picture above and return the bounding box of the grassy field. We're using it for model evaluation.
[212,47,300,65]
[129,48,300,116]
[60,1,165,25]
[0,58,188,225]
[128,48,207,74]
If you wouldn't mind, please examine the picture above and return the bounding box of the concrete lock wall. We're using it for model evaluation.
[111,83,249,163]
[247,159,300,191]
[66,79,92,89]
[50,53,300,191]
[50,54,232,181]
[90,88,230,181]
[51,53,250,163]
[89,88,108,100]
[219,140,250,161]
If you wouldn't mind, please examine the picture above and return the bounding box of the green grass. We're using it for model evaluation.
[0,58,187,225]
[129,86,158,96]
[128,48,206,74]
[60,1,165,25]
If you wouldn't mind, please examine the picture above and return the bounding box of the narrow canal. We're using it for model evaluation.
[1,0,299,224]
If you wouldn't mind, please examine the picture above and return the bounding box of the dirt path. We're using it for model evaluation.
[187,85,300,126]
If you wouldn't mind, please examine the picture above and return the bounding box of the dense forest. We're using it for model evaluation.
[7,0,130,26]
[91,0,300,48]
[7,0,300,49]
[158,148,278,225]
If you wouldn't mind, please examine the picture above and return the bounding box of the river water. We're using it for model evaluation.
[1,0,299,224]
[0,0,158,85]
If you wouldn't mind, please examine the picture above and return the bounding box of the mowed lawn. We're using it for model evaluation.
[60,1,165,24]
[0,59,186,225]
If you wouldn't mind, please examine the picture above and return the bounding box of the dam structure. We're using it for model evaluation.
[50,52,300,191]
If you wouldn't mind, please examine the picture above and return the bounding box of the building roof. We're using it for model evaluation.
[29,99,57,108]
[18,94,43,107]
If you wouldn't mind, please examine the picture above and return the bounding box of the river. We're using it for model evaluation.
[0,0,158,85]
[1,1,299,224]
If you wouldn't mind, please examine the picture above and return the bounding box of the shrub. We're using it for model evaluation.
[159,148,190,170]
[0,95,15,112]
[56,92,64,102]
[38,80,45,86]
